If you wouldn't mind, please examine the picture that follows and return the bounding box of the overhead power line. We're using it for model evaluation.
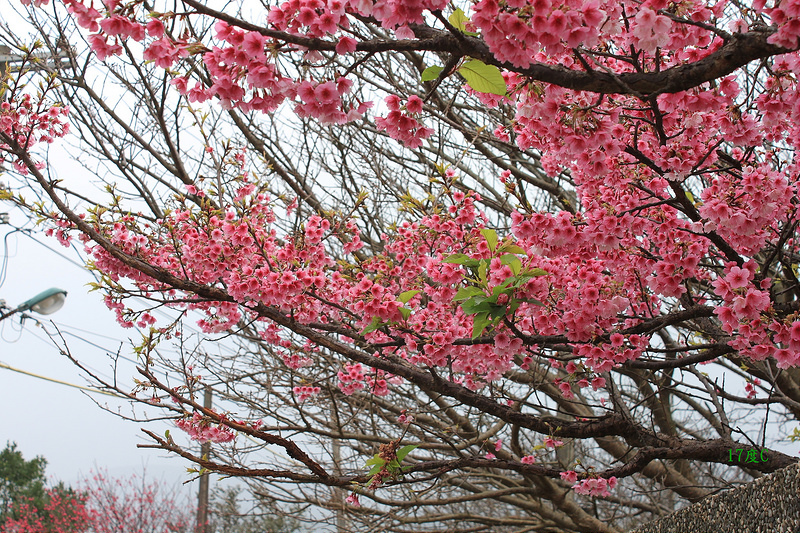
[0,360,121,397]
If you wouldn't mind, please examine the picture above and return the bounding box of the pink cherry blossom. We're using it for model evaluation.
[631,8,672,54]
[560,470,578,483]
[175,412,236,443]
[572,476,617,497]
[336,36,358,54]
[544,437,564,449]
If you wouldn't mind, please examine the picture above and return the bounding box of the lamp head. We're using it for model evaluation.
[18,288,68,315]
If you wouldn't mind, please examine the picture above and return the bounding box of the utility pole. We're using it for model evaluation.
[330,409,348,532]
[196,387,213,533]
[1,181,8,226]
[0,45,12,74]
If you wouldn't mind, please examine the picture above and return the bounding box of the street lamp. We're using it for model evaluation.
[0,288,67,321]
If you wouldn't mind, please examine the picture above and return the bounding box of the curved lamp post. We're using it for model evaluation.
[0,288,68,321]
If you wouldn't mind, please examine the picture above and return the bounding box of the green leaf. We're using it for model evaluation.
[499,254,519,265]
[500,254,522,275]
[461,299,493,315]
[443,253,470,264]
[399,290,421,304]
[421,65,444,82]
[366,456,385,467]
[472,313,492,339]
[499,243,527,255]
[447,8,478,35]
[459,295,487,313]
[397,444,420,462]
[361,316,385,334]
[366,455,386,475]
[480,228,499,252]
[459,60,506,96]
[526,268,549,277]
[510,276,529,289]
[454,286,485,301]
[492,281,513,296]
[448,8,469,32]
[399,307,411,320]
[489,304,507,319]
[478,259,488,285]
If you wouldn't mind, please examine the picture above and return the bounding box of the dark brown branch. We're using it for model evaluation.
[177,1,795,98]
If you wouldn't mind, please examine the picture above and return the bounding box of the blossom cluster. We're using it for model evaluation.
[760,0,800,49]
[337,362,366,395]
[32,0,799,165]
[175,412,236,443]
[374,95,433,148]
[0,94,69,174]
[700,165,792,255]
[712,261,800,368]
[572,475,617,497]
[268,0,350,38]
[471,0,615,67]
[293,384,322,401]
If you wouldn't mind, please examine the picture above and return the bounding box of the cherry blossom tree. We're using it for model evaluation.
[0,488,91,533]
[0,444,85,533]
[1,467,196,533]
[0,444,89,533]
[2,0,800,531]
[81,470,195,533]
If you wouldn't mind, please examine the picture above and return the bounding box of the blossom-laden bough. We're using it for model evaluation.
[2,0,800,530]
